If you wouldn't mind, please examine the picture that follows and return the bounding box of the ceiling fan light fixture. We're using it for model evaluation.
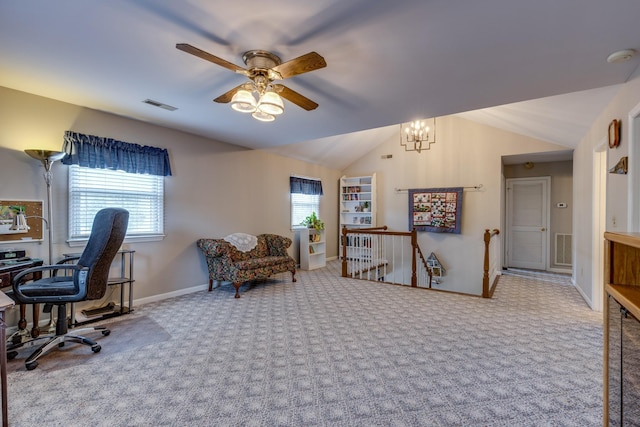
[230,90,257,113]
[252,109,275,122]
[258,91,284,116]
[176,44,326,116]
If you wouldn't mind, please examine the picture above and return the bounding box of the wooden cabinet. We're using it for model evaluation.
[298,227,325,270]
[339,174,376,257]
[604,232,640,425]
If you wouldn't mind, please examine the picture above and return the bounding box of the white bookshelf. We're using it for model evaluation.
[298,227,326,270]
[339,173,377,258]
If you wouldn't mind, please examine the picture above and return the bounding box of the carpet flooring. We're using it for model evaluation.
[7,315,170,373]
[6,261,603,426]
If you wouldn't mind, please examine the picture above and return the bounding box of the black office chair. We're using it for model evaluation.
[9,208,129,370]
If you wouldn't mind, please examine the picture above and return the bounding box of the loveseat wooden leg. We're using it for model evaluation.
[233,282,241,298]
[291,269,297,283]
[209,279,213,292]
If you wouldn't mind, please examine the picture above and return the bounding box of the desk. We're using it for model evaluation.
[0,291,15,426]
[0,259,44,338]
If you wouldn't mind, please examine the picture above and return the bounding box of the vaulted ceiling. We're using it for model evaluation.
[1,1,639,169]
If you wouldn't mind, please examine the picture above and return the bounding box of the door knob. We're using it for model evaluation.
[541,227,546,231]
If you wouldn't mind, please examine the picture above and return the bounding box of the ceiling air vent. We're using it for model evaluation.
[142,99,177,111]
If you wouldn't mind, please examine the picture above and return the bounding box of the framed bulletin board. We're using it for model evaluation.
[0,200,44,243]
[408,187,463,234]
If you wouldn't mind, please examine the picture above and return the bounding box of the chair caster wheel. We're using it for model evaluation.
[92,344,101,353]
[102,330,111,336]
[26,361,38,371]
[7,351,18,360]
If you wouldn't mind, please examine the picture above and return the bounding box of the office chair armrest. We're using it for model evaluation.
[57,255,81,264]
[12,264,90,302]
[12,264,87,287]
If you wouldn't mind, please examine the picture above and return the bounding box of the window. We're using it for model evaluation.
[291,193,320,228]
[68,165,164,243]
[290,176,323,228]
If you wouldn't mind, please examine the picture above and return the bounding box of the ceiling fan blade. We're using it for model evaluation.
[176,43,247,74]
[274,84,319,111]
[213,84,245,104]
[271,52,326,80]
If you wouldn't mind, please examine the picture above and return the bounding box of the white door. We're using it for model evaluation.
[506,177,550,270]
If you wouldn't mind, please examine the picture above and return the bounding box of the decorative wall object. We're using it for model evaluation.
[408,187,463,233]
[609,156,628,174]
[427,252,446,283]
[0,200,43,242]
[609,119,621,149]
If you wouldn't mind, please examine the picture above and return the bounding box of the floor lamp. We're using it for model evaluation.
[24,149,65,266]
[24,149,65,335]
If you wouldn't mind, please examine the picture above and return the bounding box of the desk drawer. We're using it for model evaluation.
[0,272,9,288]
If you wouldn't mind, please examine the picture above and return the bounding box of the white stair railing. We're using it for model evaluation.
[341,226,432,288]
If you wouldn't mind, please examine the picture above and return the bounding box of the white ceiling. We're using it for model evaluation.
[1,1,639,169]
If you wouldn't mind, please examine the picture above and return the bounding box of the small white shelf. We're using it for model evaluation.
[297,228,326,270]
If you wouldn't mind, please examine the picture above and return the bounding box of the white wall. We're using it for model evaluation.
[573,72,640,308]
[343,115,569,295]
[0,86,341,324]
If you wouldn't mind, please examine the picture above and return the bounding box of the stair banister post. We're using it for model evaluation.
[411,227,417,287]
[341,226,348,277]
[483,229,490,297]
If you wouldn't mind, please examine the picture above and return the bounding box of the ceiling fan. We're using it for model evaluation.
[176,43,327,120]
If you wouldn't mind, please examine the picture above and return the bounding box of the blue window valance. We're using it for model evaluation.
[290,176,323,195]
[62,131,172,176]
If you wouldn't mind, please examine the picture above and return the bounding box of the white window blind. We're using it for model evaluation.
[68,165,164,241]
[291,193,320,228]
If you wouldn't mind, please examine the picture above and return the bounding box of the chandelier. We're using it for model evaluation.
[230,76,284,122]
[400,117,436,153]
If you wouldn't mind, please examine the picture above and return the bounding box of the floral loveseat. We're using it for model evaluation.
[197,234,296,298]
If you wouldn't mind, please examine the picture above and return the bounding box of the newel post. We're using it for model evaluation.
[411,227,417,287]
[482,228,499,298]
[483,229,491,297]
[341,226,348,277]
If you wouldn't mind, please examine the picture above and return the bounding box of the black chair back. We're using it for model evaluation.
[77,208,129,300]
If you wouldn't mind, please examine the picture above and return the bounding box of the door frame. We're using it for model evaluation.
[591,142,607,312]
[505,176,551,271]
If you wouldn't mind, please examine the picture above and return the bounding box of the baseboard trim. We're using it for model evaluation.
[573,279,595,310]
[134,283,209,306]
[548,267,572,274]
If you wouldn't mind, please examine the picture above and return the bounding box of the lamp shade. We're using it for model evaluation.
[252,110,275,122]
[24,150,65,163]
[230,90,257,113]
[24,149,65,171]
[258,91,284,116]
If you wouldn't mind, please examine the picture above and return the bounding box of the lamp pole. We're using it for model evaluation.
[24,150,65,336]
[24,150,65,265]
